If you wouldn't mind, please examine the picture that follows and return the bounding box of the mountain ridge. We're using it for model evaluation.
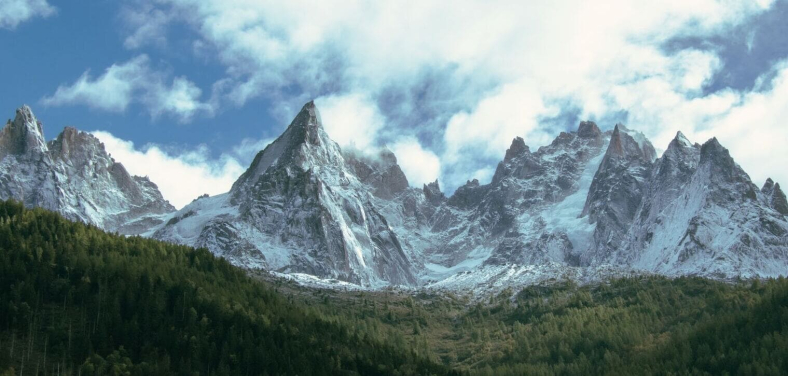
[2,102,787,289]
[0,105,175,234]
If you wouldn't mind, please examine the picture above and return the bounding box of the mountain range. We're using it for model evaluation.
[0,106,173,234]
[1,103,786,288]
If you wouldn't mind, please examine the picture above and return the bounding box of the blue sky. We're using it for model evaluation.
[2,0,788,208]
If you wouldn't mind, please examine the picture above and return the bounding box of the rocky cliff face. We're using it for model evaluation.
[616,135,788,278]
[0,106,174,234]
[5,102,787,288]
[580,125,657,265]
[152,101,788,286]
[426,121,609,270]
[153,102,416,286]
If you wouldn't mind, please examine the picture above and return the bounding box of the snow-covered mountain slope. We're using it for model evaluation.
[0,106,174,234]
[151,101,788,289]
[153,101,416,287]
[615,134,788,278]
[4,102,786,290]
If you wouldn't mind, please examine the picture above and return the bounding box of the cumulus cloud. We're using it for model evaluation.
[118,0,782,192]
[42,55,212,123]
[443,83,557,163]
[316,94,383,151]
[689,60,788,188]
[0,0,55,29]
[389,137,441,188]
[92,131,247,209]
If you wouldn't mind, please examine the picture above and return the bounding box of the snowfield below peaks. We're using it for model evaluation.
[3,103,788,293]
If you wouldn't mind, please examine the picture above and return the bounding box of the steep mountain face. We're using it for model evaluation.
[5,102,786,288]
[580,125,657,265]
[762,178,788,216]
[425,121,610,271]
[0,106,174,234]
[615,134,788,278]
[153,102,416,286]
[151,101,788,287]
[0,106,59,211]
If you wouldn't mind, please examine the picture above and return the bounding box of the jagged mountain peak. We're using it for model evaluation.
[231,100,346,196]
[287,100,324,145]
[763,177,775,191]
[577,121,602,139]
[344,147,410,199]
[0,105,48,159]
[605,124,655,161]
[423,179,445,205]
[700,136,724,154]
[607,124,628,156]
[14,105,42,133]
[663,131,700,160]
[377,147,398,166]
[580,123,654,258]
[504,136,529,161]
[0,106,174,235]
[673,130,694,148]
[698,137,747,183]
[48,126,108,161]
[762,178,788,215]
[424,179,442,193]
[157,101,417,286]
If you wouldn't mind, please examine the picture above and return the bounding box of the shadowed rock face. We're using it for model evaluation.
[5,101,788,287]
[0,106,174,234]
[0,106,48,159]
[600,131,788,279]
[762,178,788,216]
[581,125,657,264]
[423,180,445,206]
[437,121,611,268]
[155,101,416,287]
[345,148,409,199]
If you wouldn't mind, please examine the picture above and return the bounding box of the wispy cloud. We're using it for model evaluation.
[0,0,55,29]
[42,55,213,123]
[120,4,173,49]
[117,0,787,191]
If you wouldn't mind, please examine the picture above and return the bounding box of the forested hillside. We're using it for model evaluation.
[0,200,456,375]
[0,199,787,375]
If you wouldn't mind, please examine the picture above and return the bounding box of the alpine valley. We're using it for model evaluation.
[1,102,787,291]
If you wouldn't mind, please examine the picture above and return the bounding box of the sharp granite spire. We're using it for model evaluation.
[0,105,174,234]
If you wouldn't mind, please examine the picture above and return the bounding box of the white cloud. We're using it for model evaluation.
[389,137,441,188]
[42,55,212,123]
[443,82,557,164]
[42,56,147,112]
[146,77,213,122]
[121,5,172,49]
[691,60,788,188]
[92,131,247,209]
[231,137,274,162]
[119,0,782,192]
[316,93,383,151]
[0,0,55,29]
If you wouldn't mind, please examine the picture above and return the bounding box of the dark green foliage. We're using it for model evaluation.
[1,199,787,375]
[477,277,788,375]
[294,270,788,375]
[0,200,457,375]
